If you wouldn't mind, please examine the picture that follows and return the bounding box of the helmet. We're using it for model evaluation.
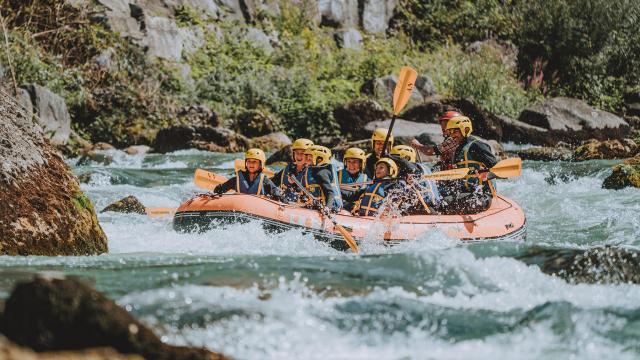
[291,138,314,154]
[375,157,398,178]
[390,145,416,162]
[371,128,393,150]
[445,116,473,137]
[304,145,332,166]
[343,147,367,166]
[245,148,266,166]
[439,110,463,123]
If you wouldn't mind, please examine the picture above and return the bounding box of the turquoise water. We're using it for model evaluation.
[1,149,639,359]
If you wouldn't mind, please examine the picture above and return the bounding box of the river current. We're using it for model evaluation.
[1,149,639,359]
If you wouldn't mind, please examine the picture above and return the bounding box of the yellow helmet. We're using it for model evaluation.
[245,148,266,167]
[304,145,332,166]
[343,147,367,165]
[390,145,416,162]
[371,128,393,150]
[291,138,314,152]
[445,116,473,137]
[375,157,398,178]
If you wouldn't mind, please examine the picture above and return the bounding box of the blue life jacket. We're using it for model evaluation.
[338,169,367,186]
[279,162,305,202]
[303,163,343,210]
[357,180,387,217]
[235,170,266,195]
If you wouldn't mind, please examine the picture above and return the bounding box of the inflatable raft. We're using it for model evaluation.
[172,194,526,250]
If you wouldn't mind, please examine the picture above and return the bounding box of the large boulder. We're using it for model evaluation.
[245,27,275,54]
[22,84,72,146]
[602,155,640,190]
[250,132,291,152]
[144,16,183,61]
[573,139,639,161]
[514,146,573,161]
[518,97,630,144]
[177,105,219,127]
[362,74,435,109]
[0,90,107,255]
[361,0,397,34]
[334,27,363,50]
[101,195,146,214]
[364,119,444,145]
[266,144,290,165]
[152,125,251,153]
[333,99,390,140]
[0,335,142,360]
[318,0,358,27]
[1,276,227,359]
[234,109,280,137]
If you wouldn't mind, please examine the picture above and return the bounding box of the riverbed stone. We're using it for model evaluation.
[101,195,146,214]
[0,90,107,256]
[514,146,573,161]
[1,277,228,359]
[573,139,638,161]
[602,155,640,190]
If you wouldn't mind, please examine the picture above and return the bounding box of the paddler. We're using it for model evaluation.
[350,157,400,217]
[214,148,285,200]
[338,147,368,212]
[389,145,441,214]
[411,112,497,214]
[299,145,343,212]
[271,138,314,202]
[364,128,393,179]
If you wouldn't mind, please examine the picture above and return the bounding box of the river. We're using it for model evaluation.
[1,150,639,359]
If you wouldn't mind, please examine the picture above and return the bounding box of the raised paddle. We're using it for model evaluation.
[234,159,276,177]
[288,175,359,254]
[381,66,418,157]
[467,158,522,179]
[194,168,229,190]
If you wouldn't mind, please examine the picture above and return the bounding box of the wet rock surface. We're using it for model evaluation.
[153,125,250,153]
[0,277,227,359]
[101,196,146,214]
[0,89,107,256]
[573,139,638,161]
[0,335,142,360]
[514,147,573,161]
[602,155,640,189]
[334,99,390,140]
[250,132,292,152]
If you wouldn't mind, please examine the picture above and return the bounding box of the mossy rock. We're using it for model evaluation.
[602,155,640,189]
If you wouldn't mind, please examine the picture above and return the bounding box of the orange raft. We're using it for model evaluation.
[173,194,526,249]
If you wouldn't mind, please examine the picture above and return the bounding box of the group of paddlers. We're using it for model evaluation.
[213,110,498,216]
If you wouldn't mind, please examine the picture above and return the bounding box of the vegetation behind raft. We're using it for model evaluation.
[0,0,638,146]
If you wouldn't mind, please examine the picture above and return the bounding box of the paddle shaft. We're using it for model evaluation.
[380,115,396,157]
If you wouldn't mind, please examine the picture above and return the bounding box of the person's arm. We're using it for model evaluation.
[469,142,498,169]
[341,187,365,203]
[410,139,436,155]
[263,176,286,201]
[314,167,341,211]
[214,177,236,194]
[388,154,419,178]
[270,168,284,187]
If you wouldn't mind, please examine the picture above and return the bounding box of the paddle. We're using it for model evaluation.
[288,175,359,253]
[234,159,275,177]
[194,168,229,190]
[338,167,472,190]
[381,66,418,157]
[468,158,522,179]
[145,207,176,218]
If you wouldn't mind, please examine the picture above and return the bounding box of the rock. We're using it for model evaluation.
[518,97,630,144]
[466,39,518,70]
[215,0,246,21]
[173,0,221,20]
[0,335,142,360]
[486,140,506,160]
[177,105,219,127]
[124,145,150,155]
[334,27,363,50]
[98,0,146,42]
[573,139,638,161]
[266,144,290,165]
[152,125,251,153]
[1,277,228,359]
[22,84,72,145]
[514,147,573,161]
[361,74,433,108]
[400,100,446,124]
[362,0,397,34]
[179,26,205,55]
[602,155,640,189]
[77,150,114,166]
[624,91,640,116]
[318,0,358,27]
[93,142,115,151]
[0,89,107,255]
[16,87,34,120]
[144,16,183,61]
[531,246,640,284]
[245,27,274,54]
[364,119,444,145]
[93,47,116,71]
[250,132,292,151]
[333,99,390,140]
[101,195,146,214]
[234,109,280,137]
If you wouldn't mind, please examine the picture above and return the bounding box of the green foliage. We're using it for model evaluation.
[175,5,203,27]
[515,0,640,112]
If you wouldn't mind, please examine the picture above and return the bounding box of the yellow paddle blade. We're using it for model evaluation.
[145,207,176,218]
[491,158,522,179]
[234,159,275,177]
[392,66,418,115]
[421,168,470,181]
[335,224,359,253]
[194,168,228,190]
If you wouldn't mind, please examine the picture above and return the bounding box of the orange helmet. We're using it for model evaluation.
[439,111,463,123]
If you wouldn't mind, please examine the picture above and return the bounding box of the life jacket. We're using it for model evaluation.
[453,136,496,197]
[338,169,367,187]
[279,162,305,202]
[235,170,266,195]
[357,180,387,217]
[413,163,442,210]
[303,164,343,209]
